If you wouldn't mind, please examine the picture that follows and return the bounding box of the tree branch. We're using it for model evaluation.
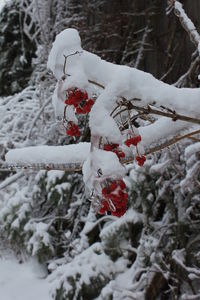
[0,171,25,190]
[172,1,200,55]
[126,102,200,125]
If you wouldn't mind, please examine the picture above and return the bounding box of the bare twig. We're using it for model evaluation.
[63,51,83,76]
[126,102,200,125]
[144,129,200,155]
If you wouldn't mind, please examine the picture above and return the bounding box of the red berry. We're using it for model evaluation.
[125,135,142,147]
[102,187,109,197]
[111,143,119,149]
[66,123,80,137]
[82,103,91,113]
[104,144,113,151]
[136,155,146,166]
[113,150,125,159]
[109,181,118,192]
[104,144,125,160]
[83,92,88,100]
[76,107,84,114]
[118,180,126,190]
[87,99,94,106]
[99,200,109,214]
[112,206,126,217]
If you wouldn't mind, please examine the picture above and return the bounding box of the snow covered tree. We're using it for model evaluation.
[0,0,36,95]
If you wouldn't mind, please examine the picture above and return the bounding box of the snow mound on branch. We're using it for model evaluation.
[5,143,90,164]
[48,28,200,150]
[83,149,126,188]
[47,28,82,79]
[48,29,200,118]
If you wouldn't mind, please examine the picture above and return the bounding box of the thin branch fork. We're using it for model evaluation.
[126,101,200,125]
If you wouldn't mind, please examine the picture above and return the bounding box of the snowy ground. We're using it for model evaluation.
[0,256,52,300]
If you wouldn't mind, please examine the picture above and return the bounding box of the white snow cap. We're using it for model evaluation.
[47,28,82,79]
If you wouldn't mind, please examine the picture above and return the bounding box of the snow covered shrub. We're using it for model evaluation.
[24,170,90,262]
[48,139,199,300]
[49,243,128,300]
[0,169,89,262]
[0,178,32,250]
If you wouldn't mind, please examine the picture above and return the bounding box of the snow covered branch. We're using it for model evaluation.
[4,29,200,160]
[172,1,200,57]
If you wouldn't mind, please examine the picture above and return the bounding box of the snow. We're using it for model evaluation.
[5,143,90,165]
[100,209,143,242]
[25,222,53,255]
[185,142,200,158]
[47,28,82,80]
[49,242,128,299]
[149,159,171,174]
[83,148,126,188]
[0,257,51,300]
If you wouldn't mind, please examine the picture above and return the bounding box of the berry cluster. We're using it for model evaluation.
[99,180,128,217]
[125,135,141,147]
[103,135,146,167]
[65,89,94,115]
[66,122,80,137]
[65,88,94,137]
[104,143,125,160]
[125,134,146,166]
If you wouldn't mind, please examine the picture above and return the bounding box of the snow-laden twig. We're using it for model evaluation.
[134,23,151,69]
[173,1,200,56]
[174,55,200,87]
[0,171,25,190]
[26,96,51,139]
